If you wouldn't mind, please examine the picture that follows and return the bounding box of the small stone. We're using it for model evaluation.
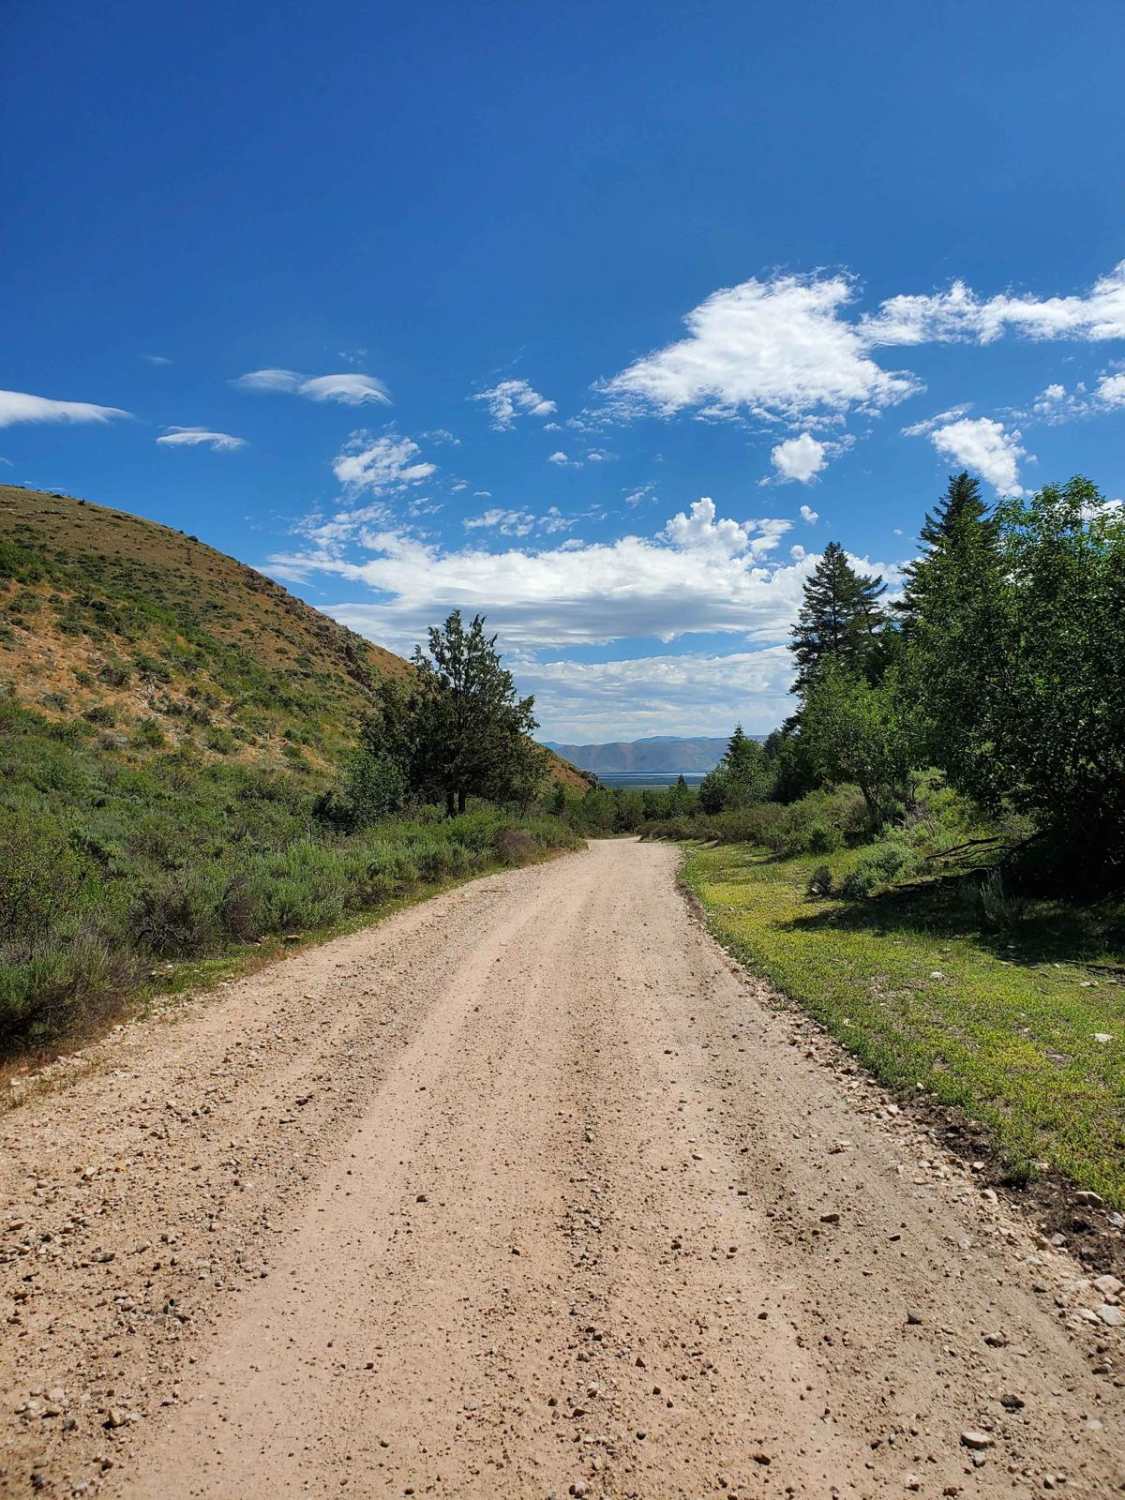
[983,1332,1008,1348]
[820,1212,840,1225]
[1093,1274,1122,1297]
[1075,1190,1104,1206]
[1000,1393,1025,1411]
[1093,1032,1112,1044]
[905,1311,923,1325]
[960,1430,994,1450]
[105,1408,128,1429]
[1095,1304,1123,1327]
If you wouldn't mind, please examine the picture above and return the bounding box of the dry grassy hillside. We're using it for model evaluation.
[0,484,588,787]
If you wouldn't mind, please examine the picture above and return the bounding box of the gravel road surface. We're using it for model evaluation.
[1,839,1121,1498]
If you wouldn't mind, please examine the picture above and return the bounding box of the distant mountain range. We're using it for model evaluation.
[542,734,765,775]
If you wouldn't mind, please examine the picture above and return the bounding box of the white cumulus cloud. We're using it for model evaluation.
[332,433,437,493]
[771,433,827,484]
[156,426,246,452]
[264,497,888,662]
[601,273,918,424]
[1096,372,1125,407]
[799,504,818,524]
[919,416,1029,494]
[472,378,557,430]
[0,389,130,429]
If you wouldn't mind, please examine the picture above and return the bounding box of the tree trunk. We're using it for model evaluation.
[445,789,456,818]
[457,788,467,815]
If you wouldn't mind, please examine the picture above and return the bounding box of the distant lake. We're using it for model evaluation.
[593,771,710,788]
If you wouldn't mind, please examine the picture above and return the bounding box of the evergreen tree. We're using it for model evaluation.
[790,542,886,699]
[362,610,545,815]
[669,773,692,813]
[723,724,757,776]
[896,471,997,630]
[897,473,1006,800]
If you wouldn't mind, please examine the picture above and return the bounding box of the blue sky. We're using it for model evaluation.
[4,0,1125,739]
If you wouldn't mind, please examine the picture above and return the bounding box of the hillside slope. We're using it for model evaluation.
[0,484,588,787]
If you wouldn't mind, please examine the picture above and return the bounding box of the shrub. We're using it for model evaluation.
[97,661,132,687]
[129,869,226,956]
[840,839,918,900]
[314,750,405,831]
[0,813,92,947]
[976,868,1028,928]
[494,827,538,864]
[132,717,166,748]
[806,864,834,897]
[807,821,842,855]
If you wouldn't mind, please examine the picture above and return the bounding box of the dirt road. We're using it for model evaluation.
[1,840,1121,1498]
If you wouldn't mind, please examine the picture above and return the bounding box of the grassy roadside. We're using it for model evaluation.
[682,841,1125,1209]
[1,834,582,1102]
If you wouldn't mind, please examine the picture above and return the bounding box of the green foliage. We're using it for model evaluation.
[363,611,545,815]
[799,663,923,826]
[903,476,1125,888]
[839,838,918,900]
[685,840,1125,1207]
[643,783,870,854]
[315,749,406,831]
[0,695,578,1055]
[790,541,887,699]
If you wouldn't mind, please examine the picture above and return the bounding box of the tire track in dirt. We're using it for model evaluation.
[1,840,1120,1498]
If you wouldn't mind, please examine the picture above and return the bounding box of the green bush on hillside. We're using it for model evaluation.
[0,695,580,1055]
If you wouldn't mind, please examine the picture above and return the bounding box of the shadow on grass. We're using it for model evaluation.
[782,870,1125,971]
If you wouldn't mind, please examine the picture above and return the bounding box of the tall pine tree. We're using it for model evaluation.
[790,542,887,699]
[897,473,1006,800]
[896,471,998,630]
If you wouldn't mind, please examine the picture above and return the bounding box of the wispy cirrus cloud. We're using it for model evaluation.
[234,368,391,406]
[471,378,557,430]
[464,506,586,538]
[0,389,130,429]
[156,426,246,452]
[860,260,1125,346]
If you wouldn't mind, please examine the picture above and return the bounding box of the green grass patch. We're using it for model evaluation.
[683,841,1125,1207]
